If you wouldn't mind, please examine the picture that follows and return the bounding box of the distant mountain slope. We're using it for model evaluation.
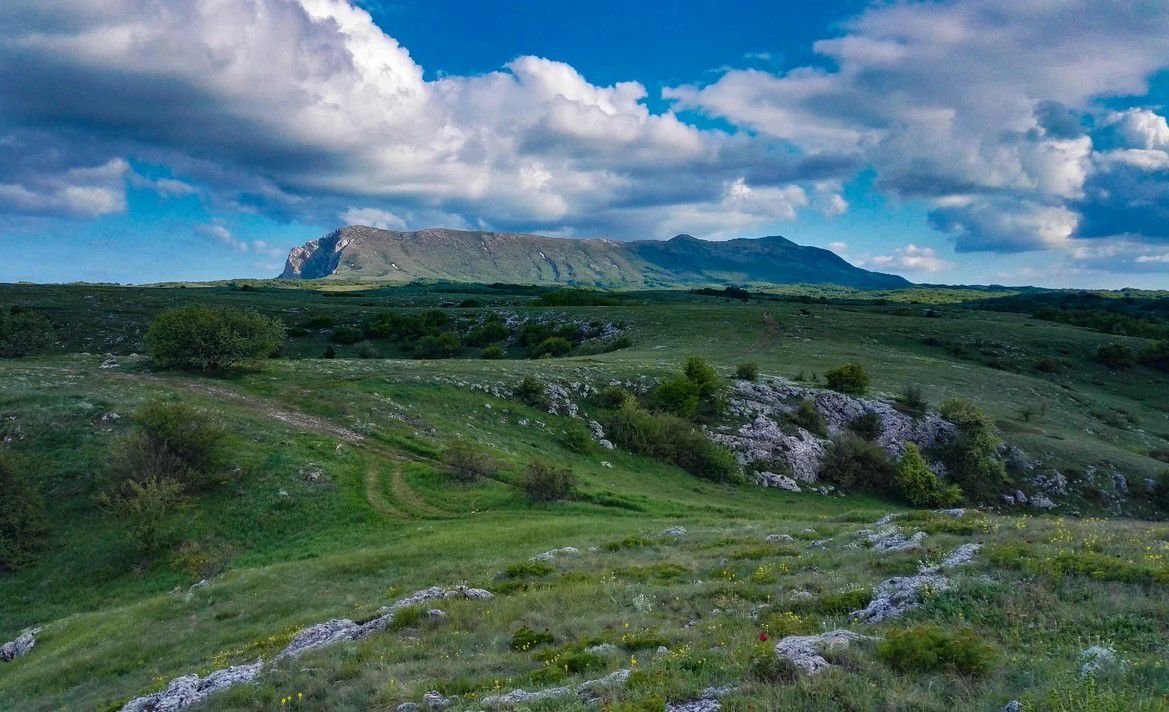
[280,226,910,289]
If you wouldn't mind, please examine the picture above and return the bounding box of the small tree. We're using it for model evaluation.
[1095,343,1135,369]
[652,375,700,419]
[939,398,1008,501]
[790,398,827,437]
[115,400,227,492]
[824,363,870,395]
[683,357,722,399]
[0,454,49,572]
[519,459,575,502]
[145,305,284,371]
[514,376,549,409]
[820,434,896,491]
[895,443,962,507]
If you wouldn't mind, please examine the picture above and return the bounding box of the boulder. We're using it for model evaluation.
[757,471,801,492]
[120,661,263,712]
[774,630,875,675]
[0,627,40,663]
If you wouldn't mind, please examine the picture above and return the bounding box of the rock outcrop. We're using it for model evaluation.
[774,630,876,675]
[0,627,40,662]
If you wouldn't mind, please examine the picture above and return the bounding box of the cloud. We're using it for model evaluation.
[859,244,952,274]
[341,207,407,230]
[0,0,833,240]
[827,241,847,253]
[199,223,248,252]
[665,0,1169,256]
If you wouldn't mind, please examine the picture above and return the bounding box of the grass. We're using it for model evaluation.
[0,282,1167,709]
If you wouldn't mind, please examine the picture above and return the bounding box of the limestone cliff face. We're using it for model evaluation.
[279,225,911,289]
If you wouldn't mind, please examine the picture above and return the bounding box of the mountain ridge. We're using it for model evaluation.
[280,226,910,289]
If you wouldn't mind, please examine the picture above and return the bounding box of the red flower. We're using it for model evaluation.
[758,632,769,642]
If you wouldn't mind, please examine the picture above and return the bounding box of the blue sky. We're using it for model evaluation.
[1,1,1168,287]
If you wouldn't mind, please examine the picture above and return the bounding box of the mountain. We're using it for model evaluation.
[279,226,910,289]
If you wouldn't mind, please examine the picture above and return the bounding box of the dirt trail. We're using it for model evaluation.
[106,371,453,519]
[746,310,782,355]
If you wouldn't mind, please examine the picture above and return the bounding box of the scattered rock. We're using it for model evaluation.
[765,533,794,543]
[1013,490,1029,505]
[935,508,967,518]
[1001,701,1021,712]
[0,627,40,663]
[481,669,630,709]
[1029,495,1056,510]
[667,700,721,712]
[941,543,982,568]
[120,660,263,712]
[774,630,875,675]
[100,411,121,422]
[661,527,687,537]
[852,544,981,623]
[422,690,455,710]
[585,643,617,655]
[100,358,118,369]
[856,526,926,553]
[531,546,580,562]
[425,609,446,621]
[1112,473,1129,494]
[397,704,420,712]
[1032,471,1068,496]
[1080,645,1123,677]
[757,471,801,492]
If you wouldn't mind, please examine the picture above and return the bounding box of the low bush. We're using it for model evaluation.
[939,398,1008,501]
[480,344,505,359]
[898,383,928,416]
[519,459,575,502]
[558,422,595,454]
[1140,340,1169,372]
[1095,342,1136,369]
[651,375,700,419]
[532,336,572,358]
[97,477,186,552]
[441,441,498,481]
[736,362,759,381]
[502,560,556,579]
[792,587,872,616]
[876,624,994,676]
[790,398,827,437]
[0,307,54,357]
[847,411,884,440]
[824,363,870,395]
[510,626,555,651]
[747,653,800,684]
[896,443,963,507]
[0,454,50,572]
[145,305,284,371]
[330,326,364,345]
[819,434,896,491]
[414,333,462,359]
[117,400,227,492]
[514,376,549,409]
[603,401,740,483]
[1152,470,1169,514]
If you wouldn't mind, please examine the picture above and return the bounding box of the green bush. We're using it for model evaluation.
[1150,470,1169,514]
[824,363,870,395]
[145,305,284,371]
[481,344,505,359]
[510,626,555,651]
[514,376,549,409]
[441,441,498,482]
[519,459,575,502]
[684,356,725,419]
[414,333,462,359]
[735,362,759,381]
[847,411,884,440]
[0,307,54,357]
[503,560,556,579]
[1139,340,1169,372]
[117,400,227,492]
[603,401,741,483]
[1095,343,1136,369]
[0,454,50,572]
[558,422,595,454]
[651,375,700,419]
[939,398,1008,501]
[790,399,827,437]
[898,383,928,416]
[896,443,962,507]
[330,326,364,345]
[792,587,872,615]
[747,653,800,684]
[819,434,896,491]
[876,624,993,676]
[97,477,186,552]
[533,336,572,358]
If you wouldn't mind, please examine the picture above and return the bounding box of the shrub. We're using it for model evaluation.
[465,320,508,347]
[322,345,336,359]
[514,376,549,409]
[735,362,760,381]
[747,653,800,684]
[441,441,498,482]
[533,336,572,358]
[414,333,462,359]
[896,443,962,507]
[603,401,741,483]
[503,560,556,579]
[330,326,364,345]
[876,624,993,676]
[847,411,884,440]
[824,363,870,395]
[790,399,827,437]
[1151,470,1169,514]
[1139,340,1169,372]
[481,344,505,359]
[652,375,700,419]
[97,477,185,552]
[792,587,872,616]
[0,307,54,357]
[145,305,284,371]
[939,398,1008,501]
[558,422,595,454]
[519,459,575,502]
[0,454,49,572]
[1095,343,1136,369]
[593,385,635,410]
[117,400,227,492]
[684,357,721,397]
[820,434,896,491]
[1034,356,1067,374]
[898,384,928,416]
[510,626,555,651]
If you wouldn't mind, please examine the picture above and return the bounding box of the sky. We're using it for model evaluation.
[1,1,1168,287]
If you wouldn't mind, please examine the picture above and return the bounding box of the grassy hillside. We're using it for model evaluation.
[1,283,1168,710]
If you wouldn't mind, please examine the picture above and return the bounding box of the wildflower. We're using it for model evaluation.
[758,632,769,642]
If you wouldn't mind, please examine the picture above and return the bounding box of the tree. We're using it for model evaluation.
[895,443,962,507]
[519,459,575,502]
[824,363,870,395]
[0,454,49,572]
[97,477,185,552]
[652,375,700,419]
[116,399,227,491]
[819,434,896,491]
[145,305,284,371]
[939,398,1008,501]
